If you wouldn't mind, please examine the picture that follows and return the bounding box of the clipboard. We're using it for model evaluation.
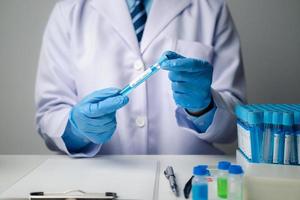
[0,158,158,200]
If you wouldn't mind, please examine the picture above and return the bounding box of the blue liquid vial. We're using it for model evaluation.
[248,111,263,163]
[282,112,294,165]
[272,111,283,164]
[262,110,273,163]
[192,165,208,200]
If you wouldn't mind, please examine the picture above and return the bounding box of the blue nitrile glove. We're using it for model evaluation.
[66,88,129,147]
[160,51,213,114]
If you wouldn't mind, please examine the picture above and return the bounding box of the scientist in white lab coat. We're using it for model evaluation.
[35,0,246,157]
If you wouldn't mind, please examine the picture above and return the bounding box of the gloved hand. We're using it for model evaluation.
[69,88,129,144]
[160,51,213,114]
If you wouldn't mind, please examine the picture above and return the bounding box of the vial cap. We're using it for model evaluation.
[248,111,263,124]
[217,161,231,170]
[234,105,242,118]
[294,111,300,125]
[229,165,244,175]
[193,165,208,176]
[272,112,282,125]
[263,110,273,124]
[282,112,293,126]
[235,105,248,122]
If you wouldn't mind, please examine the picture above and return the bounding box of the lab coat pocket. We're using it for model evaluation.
[174,40,214,64]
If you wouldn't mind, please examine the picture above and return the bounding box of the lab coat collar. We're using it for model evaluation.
[141,0,192,53]
[89,0,141,55]
[89,0,192,55]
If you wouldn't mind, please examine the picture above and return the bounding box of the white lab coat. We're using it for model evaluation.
[35,0,246,156]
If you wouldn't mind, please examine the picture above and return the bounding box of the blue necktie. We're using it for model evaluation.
[130,0,147,42]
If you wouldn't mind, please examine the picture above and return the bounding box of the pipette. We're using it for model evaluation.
[120,59,166,96]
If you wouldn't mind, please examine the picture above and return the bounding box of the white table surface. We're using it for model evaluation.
[0,154,235,199]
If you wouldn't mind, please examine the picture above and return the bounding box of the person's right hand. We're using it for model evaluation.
[69,88,129,144]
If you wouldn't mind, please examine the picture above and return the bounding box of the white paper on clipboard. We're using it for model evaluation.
[0,157,158,200]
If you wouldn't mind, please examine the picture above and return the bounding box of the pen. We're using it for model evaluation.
[164,166,179,197]
[29,190,118,199]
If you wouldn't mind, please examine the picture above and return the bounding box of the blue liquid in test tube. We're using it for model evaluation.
[262,110,273,163]
[120,62,162,96]
[272,111,284,164]
[192,165,208,200]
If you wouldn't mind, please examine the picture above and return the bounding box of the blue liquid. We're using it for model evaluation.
[297,133,300,165]
[250,124,263,163]
[192,183,208,200]
[278,131,285,164]
[119,85,132,96]
[120,64,160,96]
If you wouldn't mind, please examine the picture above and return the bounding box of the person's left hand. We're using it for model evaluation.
[160,51,213,114]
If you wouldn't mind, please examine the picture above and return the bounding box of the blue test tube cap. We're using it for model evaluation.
[295,111,300,125]
[241,105,250,122]
[248,111,263,125]
[291,106,300,125]
[217,161,231,170]
[272,111,282,125]
[282,112,293,126]
[229,165,244,175]
[193,165,208,176]
[234,105,242,118]
[263,110,273,124]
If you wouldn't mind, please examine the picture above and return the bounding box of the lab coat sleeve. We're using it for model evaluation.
[175,1,246,143]
[35,2,101,157]
[176,106,217,133]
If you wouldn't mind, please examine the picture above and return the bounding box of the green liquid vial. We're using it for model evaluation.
[217,177,228,198]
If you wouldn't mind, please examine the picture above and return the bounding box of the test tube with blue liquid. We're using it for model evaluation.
[276,105,295,164]
[282,112,293,165]
[283,104,300,165]
[272,111,284,164]
[294,109,300,165]
[247,109,263,163]
[192,165,208,200]
[249,105,272,162]
[262,109,273,163]
[120,55,168,96]
[295,105,300,165]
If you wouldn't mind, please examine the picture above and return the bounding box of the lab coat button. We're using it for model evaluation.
[134,60,144,71]
[135,116,146,127]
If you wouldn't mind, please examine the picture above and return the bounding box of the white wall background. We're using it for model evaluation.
[0,0,299,154]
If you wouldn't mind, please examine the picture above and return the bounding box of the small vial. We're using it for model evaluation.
[262,110,273,163]
[192,165,208,200]
[217,161,231,199]
[297,132,300,165]
[228,165,244,200]
[282,112,294,165]
[272,111,283,164]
